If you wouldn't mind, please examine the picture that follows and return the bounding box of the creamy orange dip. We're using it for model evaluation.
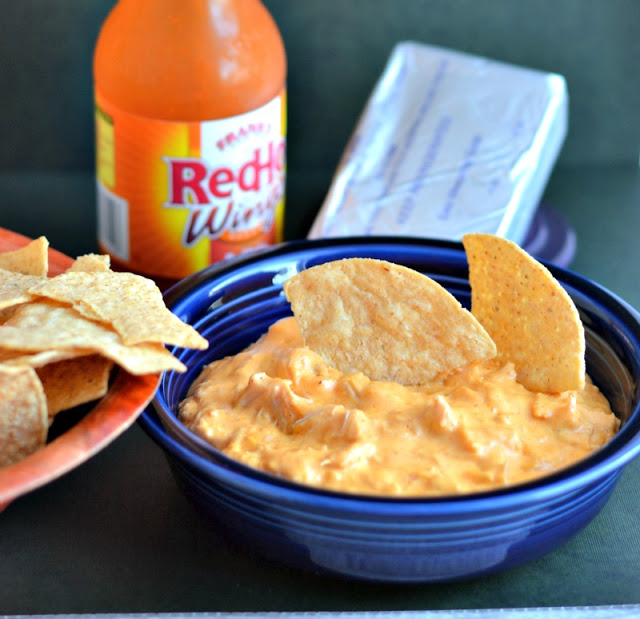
[179,317,619,496]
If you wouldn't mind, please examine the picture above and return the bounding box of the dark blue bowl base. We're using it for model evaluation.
[163,452,621,583]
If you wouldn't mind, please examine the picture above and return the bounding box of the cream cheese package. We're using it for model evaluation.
[308,42,568,245]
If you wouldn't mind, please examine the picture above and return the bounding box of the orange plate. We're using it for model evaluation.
[0,228,160,510]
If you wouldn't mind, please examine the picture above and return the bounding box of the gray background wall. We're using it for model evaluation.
[0,0,638,239]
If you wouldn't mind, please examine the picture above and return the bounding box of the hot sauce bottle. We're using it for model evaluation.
[93,0,287,282]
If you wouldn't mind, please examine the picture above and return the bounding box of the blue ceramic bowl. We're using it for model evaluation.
[139,237,640,583]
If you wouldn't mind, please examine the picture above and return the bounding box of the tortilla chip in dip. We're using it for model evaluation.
[283,257,497,385]
[462,233,585,393]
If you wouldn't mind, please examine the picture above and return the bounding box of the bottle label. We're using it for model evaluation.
[94,91,286,279]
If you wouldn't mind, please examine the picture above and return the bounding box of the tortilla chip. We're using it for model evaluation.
[0,305,20,325]
[0,235,207,467]
[37,355,113,417]
[283,258,497,385]
[0,236,49,277]
[1,301,186,375]
[28,271,208,350]
[0,267,43,310]
[66,253,111,273]
[462,233,585,393]
[0,348,86,368]
[0,365,48,467]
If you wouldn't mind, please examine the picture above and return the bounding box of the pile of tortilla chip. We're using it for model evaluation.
[284,233,585,395]
[0,236,208,468]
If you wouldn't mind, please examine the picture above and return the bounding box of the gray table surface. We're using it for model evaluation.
[1,164,639,614]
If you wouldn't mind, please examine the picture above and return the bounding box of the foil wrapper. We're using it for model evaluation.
[308,41,568,245]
